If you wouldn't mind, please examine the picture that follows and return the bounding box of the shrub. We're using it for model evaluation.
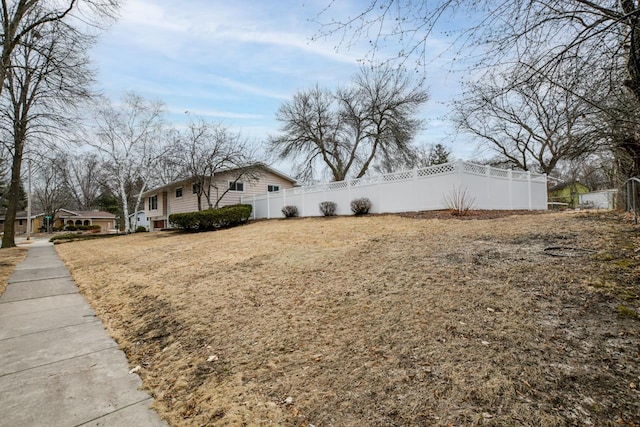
[351,197,371,215]
[65,226,77,231]
[319,201,337,216]
[49,233,122,244]
[169,204,252,231]
[443,185,476,216]
[281,205,299,218]
[135,226,148,232]
[75,225,101,231]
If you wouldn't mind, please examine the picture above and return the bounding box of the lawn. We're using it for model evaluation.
[55,211,640,426]
[0,245,28,295]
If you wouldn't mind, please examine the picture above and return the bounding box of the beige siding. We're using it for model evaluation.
[92,219,116,231]
[213,171,295,206]
[168,182,200,214]
[142,167,295,230]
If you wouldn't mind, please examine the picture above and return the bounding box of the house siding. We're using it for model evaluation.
[143,166,296,231]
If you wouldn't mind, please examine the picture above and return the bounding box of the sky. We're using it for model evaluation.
[90,0,478,176]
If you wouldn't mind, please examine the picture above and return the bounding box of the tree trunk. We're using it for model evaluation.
[131,180,147,231]
[1,147,24,248]
[119,179,130,233]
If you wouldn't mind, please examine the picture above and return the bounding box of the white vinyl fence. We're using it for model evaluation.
[242,161,548,219]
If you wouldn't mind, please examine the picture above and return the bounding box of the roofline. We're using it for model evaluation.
[142,163,297,197]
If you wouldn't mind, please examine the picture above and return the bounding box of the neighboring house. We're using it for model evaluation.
[579,189,618,210]
[0,209,116,234]
[143,164,296,231]
[0,211,44,234]
[128,210,150,230]
[55,209,117,231]
[548,181,590,209]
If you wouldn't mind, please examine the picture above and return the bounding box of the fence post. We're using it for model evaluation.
[266,191,270,219]
[486,165,491,210]
[252,195,256,219]
[457,159,464,189]
[527,171,532,210]
[508,170,513,210]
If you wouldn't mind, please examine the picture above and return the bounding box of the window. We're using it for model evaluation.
[176,187,183,198]
[267,184,280,192]
[149,194,158,210]
[192,183,200,194]
[18,219,23,226]
[229,181,244,192]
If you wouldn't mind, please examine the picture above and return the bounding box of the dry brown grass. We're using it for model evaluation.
[0,245,28,295]
[55,211,640,426]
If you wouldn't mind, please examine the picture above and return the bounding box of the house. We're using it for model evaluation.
[548,181,590,209]
[579,189,618,210]
[0,211,44,234]
[128,210,150,231]
[55,209,117,231]
[142,164,297,231]
[0,209,116,234]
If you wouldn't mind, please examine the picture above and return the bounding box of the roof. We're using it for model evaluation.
[549,181,589,192]
[142,163,297,197]
[57,209,116,219]
[0,211,44,221]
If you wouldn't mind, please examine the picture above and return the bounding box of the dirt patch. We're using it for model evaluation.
[0,246,28,295]
[56,211,640,426]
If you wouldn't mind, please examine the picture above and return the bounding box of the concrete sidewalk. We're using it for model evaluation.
[0,239,167,427]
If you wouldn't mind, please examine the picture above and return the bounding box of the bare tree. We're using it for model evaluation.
[150,127,183,186]
[33,154,71,225]
[313,1,640,177]
[555,152,618,192]
[0,0,118,101]
[172,118,258,210]
[374,142,452,173]
[88,93,166,233]
[1,15,94,248]
[59,151,103,210]
[269,66,428,182]
[453,61,602,175]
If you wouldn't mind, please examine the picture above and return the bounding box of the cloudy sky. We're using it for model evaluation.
[90,0,476,175]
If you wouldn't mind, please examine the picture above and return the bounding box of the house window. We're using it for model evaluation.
[149,194,158,210]
[192,183,200,194]
[268,185,280,192]
[229,181,244,192]
[18,219,23,226]
[176,187,183,198]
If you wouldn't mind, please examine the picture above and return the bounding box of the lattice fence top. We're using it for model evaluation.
[417,163,456,177]
[490,169,510,178]
[463,163,488,175]
[255,161,545,199]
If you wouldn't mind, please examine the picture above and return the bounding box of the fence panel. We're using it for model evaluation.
[244,161,547,219]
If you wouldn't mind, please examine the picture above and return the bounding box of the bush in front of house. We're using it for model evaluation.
[319,201,337,216]
[135,226,148,233]
[64,224,101,232]
[281,205,299,218]
[351,197,372,215]
[169,204,252,231]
